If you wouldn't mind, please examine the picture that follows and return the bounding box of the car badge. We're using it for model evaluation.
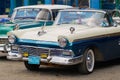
[70,27,75,34]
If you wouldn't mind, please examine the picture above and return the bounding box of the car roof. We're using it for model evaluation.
[14,5,73,10]
[59,9,106,14]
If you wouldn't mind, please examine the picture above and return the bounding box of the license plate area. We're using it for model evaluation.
[28,56,40,64]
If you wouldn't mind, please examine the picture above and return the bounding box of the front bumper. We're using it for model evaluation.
[7,45,83,65]
[0,37,10,52]
[7,53,83,65]
[0,44,5,51]
[0,44,11,52]
[7,51,22,60]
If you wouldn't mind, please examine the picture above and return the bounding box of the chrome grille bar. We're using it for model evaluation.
[19,45,67,56]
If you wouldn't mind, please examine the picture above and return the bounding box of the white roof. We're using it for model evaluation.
[60,9,106,14]
[14,5,73,10]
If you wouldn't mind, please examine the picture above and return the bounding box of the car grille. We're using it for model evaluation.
[19,46,63,56]
[0,38,8,44]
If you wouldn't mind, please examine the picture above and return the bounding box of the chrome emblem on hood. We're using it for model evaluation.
[70,27,75,34]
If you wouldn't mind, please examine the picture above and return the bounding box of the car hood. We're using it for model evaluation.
[0,24,15,35]
[0,20,38,35]
[8,24,120,42]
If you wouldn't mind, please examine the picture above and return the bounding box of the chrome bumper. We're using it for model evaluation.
[0,37,9,52]
[7,51,21,60]
[0,44,11,52]
[0,44,5,51]
[8,45,83,65]
[7,53,83,65]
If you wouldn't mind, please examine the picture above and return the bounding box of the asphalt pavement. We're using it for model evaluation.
[0,52,120,80]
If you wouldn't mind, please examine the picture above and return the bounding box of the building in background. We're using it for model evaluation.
[0,0,10,15]
[0,0,120,15]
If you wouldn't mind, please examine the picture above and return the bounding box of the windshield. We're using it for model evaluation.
[55,11,105,27]
[13,8,41,20]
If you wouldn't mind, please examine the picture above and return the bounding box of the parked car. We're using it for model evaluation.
[7,9,120,74]
[0,5,72,52]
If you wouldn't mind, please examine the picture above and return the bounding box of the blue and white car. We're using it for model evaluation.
[7,9,120,74]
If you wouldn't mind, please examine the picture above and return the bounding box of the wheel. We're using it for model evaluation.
[78,48,95,74]
[24,61,40,71]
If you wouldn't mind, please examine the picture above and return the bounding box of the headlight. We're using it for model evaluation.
[8,35,16,44]
[13,24,19,30]
[58,37,68,48]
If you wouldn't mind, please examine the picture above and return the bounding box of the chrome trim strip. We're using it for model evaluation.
[74,32,120,42]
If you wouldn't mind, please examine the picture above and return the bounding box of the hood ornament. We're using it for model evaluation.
[38,22,46,36]
[70,27,75,34]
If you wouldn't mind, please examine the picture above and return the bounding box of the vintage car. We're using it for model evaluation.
[7,9,120,74]
[0,5,72,52]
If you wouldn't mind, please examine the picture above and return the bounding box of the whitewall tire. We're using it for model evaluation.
[78,48,95,74]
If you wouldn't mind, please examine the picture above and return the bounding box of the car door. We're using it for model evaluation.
[103,13,120,60]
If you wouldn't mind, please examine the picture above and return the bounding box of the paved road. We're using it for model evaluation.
[0,55,120,80]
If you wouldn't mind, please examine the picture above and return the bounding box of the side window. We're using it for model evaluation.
[38,9,51,20]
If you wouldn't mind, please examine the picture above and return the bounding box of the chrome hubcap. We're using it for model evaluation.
[86,49,95,72]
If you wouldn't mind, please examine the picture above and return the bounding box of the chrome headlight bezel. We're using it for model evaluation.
[8,35,16,44]
[58,37,68,48]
